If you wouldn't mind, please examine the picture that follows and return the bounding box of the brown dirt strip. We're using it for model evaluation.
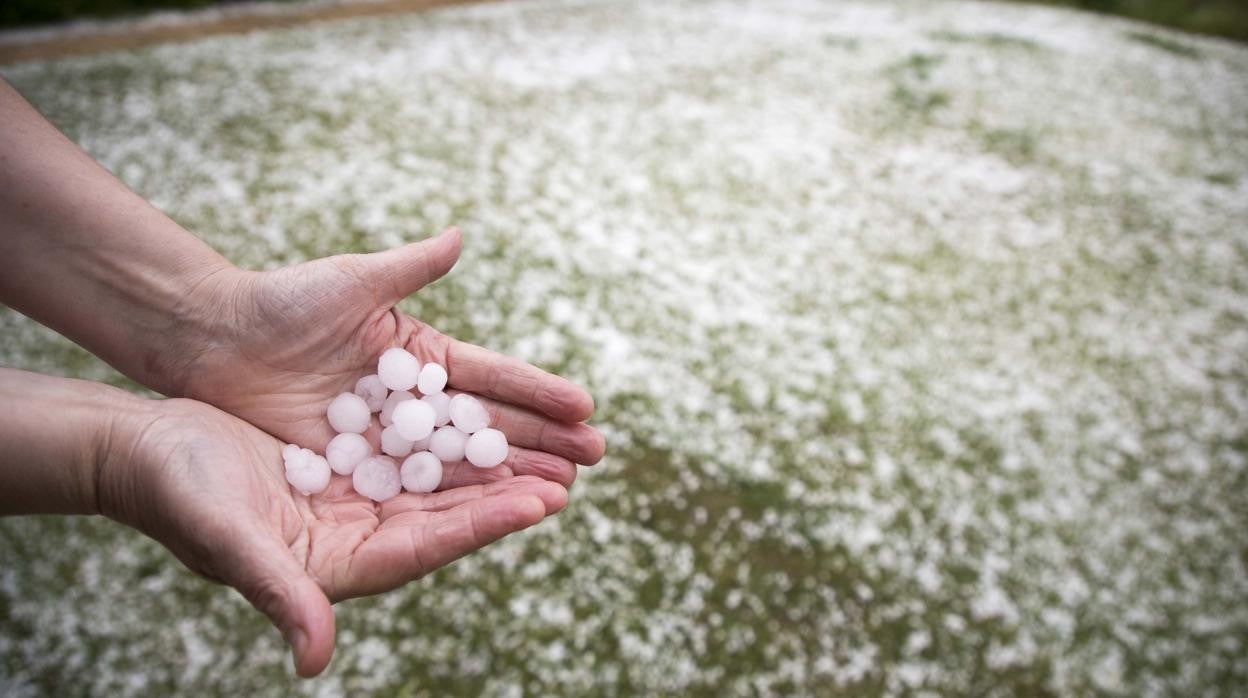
[0,0,494,65]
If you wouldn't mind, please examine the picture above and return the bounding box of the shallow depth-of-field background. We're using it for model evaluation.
[2,1,1248,695]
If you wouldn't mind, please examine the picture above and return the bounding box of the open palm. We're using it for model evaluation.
[180,228,603,487]
[111,396,568,677]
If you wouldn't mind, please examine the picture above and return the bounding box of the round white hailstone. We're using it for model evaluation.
[353,374,388,412]
[392,399,436,441]
[282,443,301,462]
[380,425,414,458]
[401,451,443,493]
[380,390,415,427]
[353,456,401,501]
[327,392,370,434]
[326,433,371,475]
[417,362,448,395]
[449,393,490,434]
[465,428,508,469]
[377,347,420,391]
[284,448,331,495]
[428,426,469,463]
[421,391,451,427]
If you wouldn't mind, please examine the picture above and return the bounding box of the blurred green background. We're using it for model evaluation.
[2,0,1247,695]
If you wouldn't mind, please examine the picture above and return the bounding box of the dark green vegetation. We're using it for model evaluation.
[0,0,283,29]
[1004,0,1248,42]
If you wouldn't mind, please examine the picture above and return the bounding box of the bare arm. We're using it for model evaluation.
[0,78,236,394]
[0,368,145,515]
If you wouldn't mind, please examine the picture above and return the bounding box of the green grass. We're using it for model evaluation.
[2,0,1247,695]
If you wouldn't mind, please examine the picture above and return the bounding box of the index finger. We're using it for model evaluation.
[412,327,595,422]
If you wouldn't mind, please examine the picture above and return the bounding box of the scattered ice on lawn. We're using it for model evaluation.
[421,391,451,427]
[380,389,415,427]
[377,347,420,391]
[327,392,371,434]
[465,427,508,468]
[326,432,371,475]
[449,393,490,433]
[381,424,414,458]
[393,398,436,441]
[283,445,331,495]
[353,456,402,501]
[428,425,469,462]
[417,362,448,395]
[401,451,443,493]
[353,374,388,412]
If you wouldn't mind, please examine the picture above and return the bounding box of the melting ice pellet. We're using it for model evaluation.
[392,399,436,442]
[327,392,371,434]
[465,428,508,468]
[381,424,414,458]
[284,445,331,495]
[417,362,448,395]
[326,432,371,475]
[421,391,451,427]
[377,347,420,391]
[380,390,415,428]
[449,393,489,434]
[428,425,469,463]
[353,456,402,501]
[401,451,443,493]
[353,374,388,412]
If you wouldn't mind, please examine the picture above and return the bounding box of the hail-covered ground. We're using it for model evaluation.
[2,0,1247,695]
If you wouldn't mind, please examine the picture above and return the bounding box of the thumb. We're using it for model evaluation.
[363,226,462,305]
[231,537,336,678]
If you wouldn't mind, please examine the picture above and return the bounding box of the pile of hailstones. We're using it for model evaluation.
[281,348,508,502]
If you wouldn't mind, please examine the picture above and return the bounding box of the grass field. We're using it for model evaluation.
[2,0,1247,695]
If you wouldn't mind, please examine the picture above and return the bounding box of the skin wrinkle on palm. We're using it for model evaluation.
[1,0,1247,695]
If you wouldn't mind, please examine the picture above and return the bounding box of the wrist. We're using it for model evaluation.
[141,262,254,398]
[0,370,150,516]
[91,392,167,529]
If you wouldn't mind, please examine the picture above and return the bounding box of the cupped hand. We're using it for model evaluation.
[176,228,604,487]
[101,397,568,677]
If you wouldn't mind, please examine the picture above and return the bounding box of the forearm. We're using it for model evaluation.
[0,368,150,516]
[0,78,240,395]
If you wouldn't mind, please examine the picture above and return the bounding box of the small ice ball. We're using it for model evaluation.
[380,390,415,427]
[449,393,490,434]
[353,456,401,501]
[421,391,451,427]
[392,399,436,441]
[377,347,420,391]
[381,424,414,458]
[282,443,301,462]
[284,447,331,495]
[326,433,371,475]
[327,392,371,434]
[401,451,443,493]
[465,428,508,468]
[417,362,448,395]
[354,374,388,412]
[428,426,469,463]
